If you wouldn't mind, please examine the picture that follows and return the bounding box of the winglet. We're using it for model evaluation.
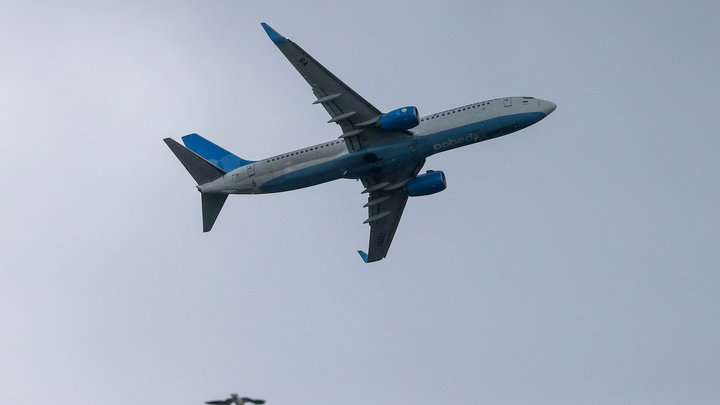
[261,23,288,45]
[358,250,369,263]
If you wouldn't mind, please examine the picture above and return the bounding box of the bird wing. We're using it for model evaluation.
[205,400,232,405]
[241,398,266,404]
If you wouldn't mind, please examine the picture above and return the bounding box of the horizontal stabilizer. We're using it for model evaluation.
[164,138,226,185]
[181,134,254,172]
[202,193,228,232]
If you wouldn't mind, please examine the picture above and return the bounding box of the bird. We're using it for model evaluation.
[205,394,265,405]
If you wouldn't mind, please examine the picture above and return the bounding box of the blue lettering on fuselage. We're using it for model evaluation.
[432,132,481,152]
[421,112,547,155]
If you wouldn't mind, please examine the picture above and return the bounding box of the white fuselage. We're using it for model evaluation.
[199,97,556,195]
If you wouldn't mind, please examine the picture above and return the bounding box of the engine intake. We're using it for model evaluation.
[406,170,447,197]
[378,106,420,132]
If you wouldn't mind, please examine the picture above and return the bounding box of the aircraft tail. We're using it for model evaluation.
[164,137,229,232]
[181,133,255,171]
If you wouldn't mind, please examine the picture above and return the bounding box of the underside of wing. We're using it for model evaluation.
[242,398,266,405]
[359,160,426,262]
[261,23,409,151]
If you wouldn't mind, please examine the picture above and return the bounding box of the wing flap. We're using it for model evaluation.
[359,160,426,262]
[364,187,410,262]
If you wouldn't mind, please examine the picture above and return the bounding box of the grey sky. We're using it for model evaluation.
[1,1,719,404]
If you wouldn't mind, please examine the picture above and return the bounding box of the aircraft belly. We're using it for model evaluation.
[341,154,422,180]
[220,169,272,194]
[260,162,345,193]
[258,141,423,193]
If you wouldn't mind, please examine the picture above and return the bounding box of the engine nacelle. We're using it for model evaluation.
[378,106,420,132]
[406,170,447,197]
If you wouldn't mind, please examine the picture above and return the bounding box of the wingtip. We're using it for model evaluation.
[358,250,369,263]
[261,22,288,44]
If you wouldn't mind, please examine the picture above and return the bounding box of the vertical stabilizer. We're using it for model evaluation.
[181,134,255,172]
[202,193,228,232]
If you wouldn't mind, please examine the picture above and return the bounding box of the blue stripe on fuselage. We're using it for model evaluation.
[259,137,421,193]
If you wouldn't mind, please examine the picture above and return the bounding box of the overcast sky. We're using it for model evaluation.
[2,1,719,404]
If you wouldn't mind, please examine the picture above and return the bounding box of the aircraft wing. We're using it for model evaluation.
[261,23,408,151]
[359,160,426,263]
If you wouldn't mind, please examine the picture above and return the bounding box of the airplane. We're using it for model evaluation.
[205,394,265,405]
[164,23,556,263]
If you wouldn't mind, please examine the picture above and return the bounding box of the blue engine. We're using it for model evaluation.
[378,106,420,131]
[406,170,447,197]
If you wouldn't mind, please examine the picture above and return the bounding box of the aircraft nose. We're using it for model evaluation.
[541,100,557,116]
